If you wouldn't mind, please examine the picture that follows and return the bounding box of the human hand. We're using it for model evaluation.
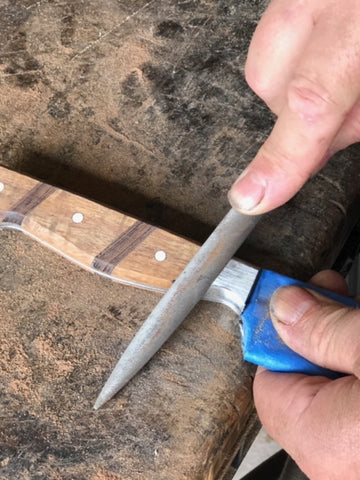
[228,0,360,214]
[254,270,360,479]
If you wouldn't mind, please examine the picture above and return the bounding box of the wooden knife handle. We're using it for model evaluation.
[0,166,199,292]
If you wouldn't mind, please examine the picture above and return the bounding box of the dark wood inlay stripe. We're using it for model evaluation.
[92,221,156,274]
[2,183,56,226]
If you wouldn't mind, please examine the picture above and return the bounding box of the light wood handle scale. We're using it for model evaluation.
[0,166,199,292]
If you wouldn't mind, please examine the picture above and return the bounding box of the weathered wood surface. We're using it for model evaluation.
[0,1,360,479]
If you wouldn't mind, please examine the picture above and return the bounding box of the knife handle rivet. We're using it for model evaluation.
[155,250,167,262]
[0,182,4,192]
[72,212,84,224]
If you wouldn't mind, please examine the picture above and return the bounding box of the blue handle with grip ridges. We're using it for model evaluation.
[241,269,360,379]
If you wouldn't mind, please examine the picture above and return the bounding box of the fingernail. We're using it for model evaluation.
[270,286,318,326]
[228,170,266,212]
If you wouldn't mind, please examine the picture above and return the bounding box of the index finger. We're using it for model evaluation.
[229,9,360,214]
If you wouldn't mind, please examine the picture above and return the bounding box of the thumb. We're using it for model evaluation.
[269,286,360,378]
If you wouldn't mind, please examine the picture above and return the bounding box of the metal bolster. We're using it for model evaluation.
[204,259,259,315]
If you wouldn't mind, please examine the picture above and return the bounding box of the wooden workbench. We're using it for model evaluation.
[0,1,359,479]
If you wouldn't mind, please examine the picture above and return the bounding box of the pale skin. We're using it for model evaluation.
[228,0,360,213]
[227,1,360,478]
[257,271,360,479]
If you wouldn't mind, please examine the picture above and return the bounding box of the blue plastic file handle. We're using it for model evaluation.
[241,269,360,378]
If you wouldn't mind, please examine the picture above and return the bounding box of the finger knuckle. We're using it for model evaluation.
[307,306,360,375]
[245,62,273,100]
[287,75,337,123]
[260,140,312,183]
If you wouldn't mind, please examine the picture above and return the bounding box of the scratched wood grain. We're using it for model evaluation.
[0,1,360,479]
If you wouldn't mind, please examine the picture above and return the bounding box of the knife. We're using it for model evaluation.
[1,166,359,408]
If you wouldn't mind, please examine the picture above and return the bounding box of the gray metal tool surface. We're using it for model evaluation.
[94,209,261,409]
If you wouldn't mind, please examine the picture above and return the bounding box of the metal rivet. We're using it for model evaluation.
[0,182,4,192]
[155,250,167,262]
[72,212,84,224]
